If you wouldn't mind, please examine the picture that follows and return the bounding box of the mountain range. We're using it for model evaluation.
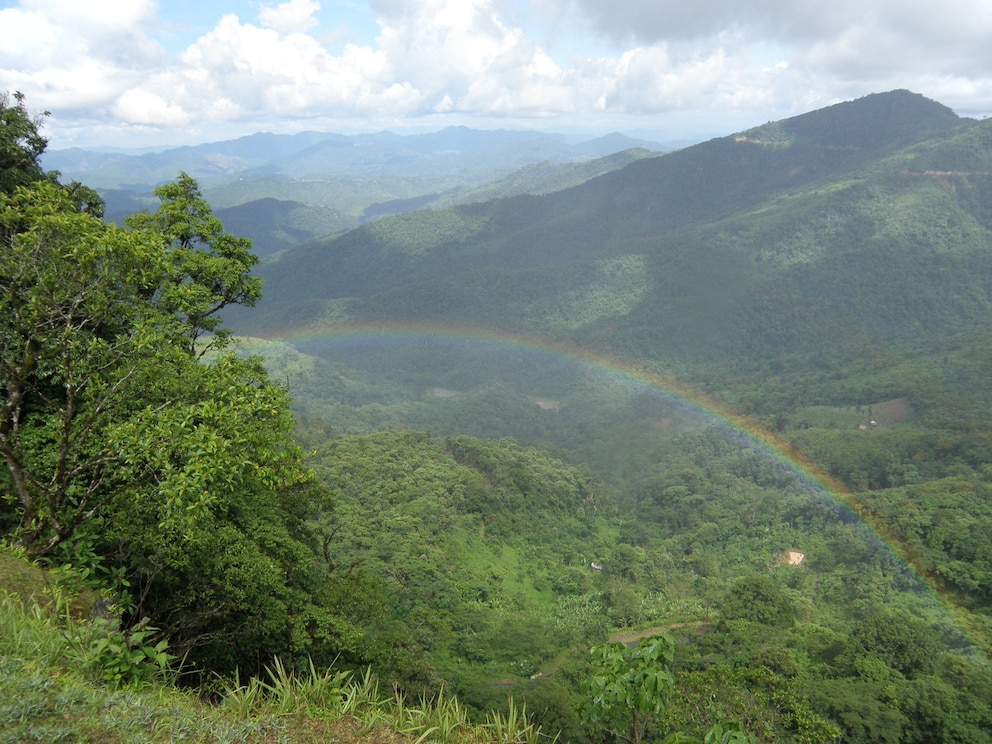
[44,126,665,187]
[44,126,666,256]
[222,90,992,426]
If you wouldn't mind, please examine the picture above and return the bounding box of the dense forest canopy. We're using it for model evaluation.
[4,90,992,743]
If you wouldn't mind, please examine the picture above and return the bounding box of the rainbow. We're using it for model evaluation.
[276,321,847,484]
[261,320,988,659]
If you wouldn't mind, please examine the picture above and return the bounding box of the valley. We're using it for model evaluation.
[221,90,992,741]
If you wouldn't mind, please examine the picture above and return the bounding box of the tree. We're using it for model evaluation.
[848,612,942,678]
[580,635,760,744]
[0,91,49,195]
[0,105,353,675]
[720,575,795,628]
[0,181,174,553]
[0,98,284,556]
[580,635,677,744]
[125,172,261,354]
[0,90,102,217]
[0,175,304,558]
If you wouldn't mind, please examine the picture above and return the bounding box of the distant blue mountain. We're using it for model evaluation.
[42,127,666,190]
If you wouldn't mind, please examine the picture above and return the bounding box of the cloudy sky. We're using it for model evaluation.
[2,0,991,150]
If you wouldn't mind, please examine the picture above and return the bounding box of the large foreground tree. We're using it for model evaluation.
[0,178,305,557]
[0,93,380,678]
[0,92,302,557]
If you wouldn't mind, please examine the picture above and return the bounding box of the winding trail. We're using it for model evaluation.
[607,621,709,646]
[527,621,711,680]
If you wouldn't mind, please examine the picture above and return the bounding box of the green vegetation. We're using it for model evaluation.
[0,96,374,687]
[0,564,554,743]
[7,89,992,742]
[580,635,677,744]
[0,91,47,192]
[223,90,992,741]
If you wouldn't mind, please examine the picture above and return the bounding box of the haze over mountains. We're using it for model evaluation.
[44,127,667,186]
[42,127,667,255]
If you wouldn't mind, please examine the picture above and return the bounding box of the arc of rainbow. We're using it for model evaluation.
[261,320,989,660]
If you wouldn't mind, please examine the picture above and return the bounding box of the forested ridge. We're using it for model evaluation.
[3,89,992,742]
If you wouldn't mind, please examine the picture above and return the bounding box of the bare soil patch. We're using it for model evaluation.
[781,550,806,566]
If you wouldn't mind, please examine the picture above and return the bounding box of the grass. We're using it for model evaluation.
[0,546,556,743]
[0,586,281,743]
[0,545,99,619]
[794,398,912,429]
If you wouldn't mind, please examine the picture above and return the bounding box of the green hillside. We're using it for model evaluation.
[233,92,970,327]
[229,91,990,411]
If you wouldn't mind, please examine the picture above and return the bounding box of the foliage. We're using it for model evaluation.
[662,722,760,744]
[846,611,943,678]
[0,177,307,564]
[0,91,49,194]
[65,614,174,689]
[0,586,172,692]
[1,588,558,743]
[0,180,173,554]
[0,98,368,683]
[579,635,762,744]
[306,429,613,688]
[720,575,796,628]
[0,603,279,742]
[0,90,102,215]
[96,476,356,678]
[222,657,351,719]
[579,635,676,744]
[850,474,992,605]
[126,172,262,354]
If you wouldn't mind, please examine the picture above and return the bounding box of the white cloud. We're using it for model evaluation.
[372,0,573,115]
[1,0,991,149]
[0,6,57,65]
[176,13,416,117]
[0,0,160,64]
[258,0,321,34]
[112,88,191,126]
[600,42,787,115]
[0,0,163,114]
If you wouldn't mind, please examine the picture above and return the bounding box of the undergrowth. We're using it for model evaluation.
[0,569,555,743]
